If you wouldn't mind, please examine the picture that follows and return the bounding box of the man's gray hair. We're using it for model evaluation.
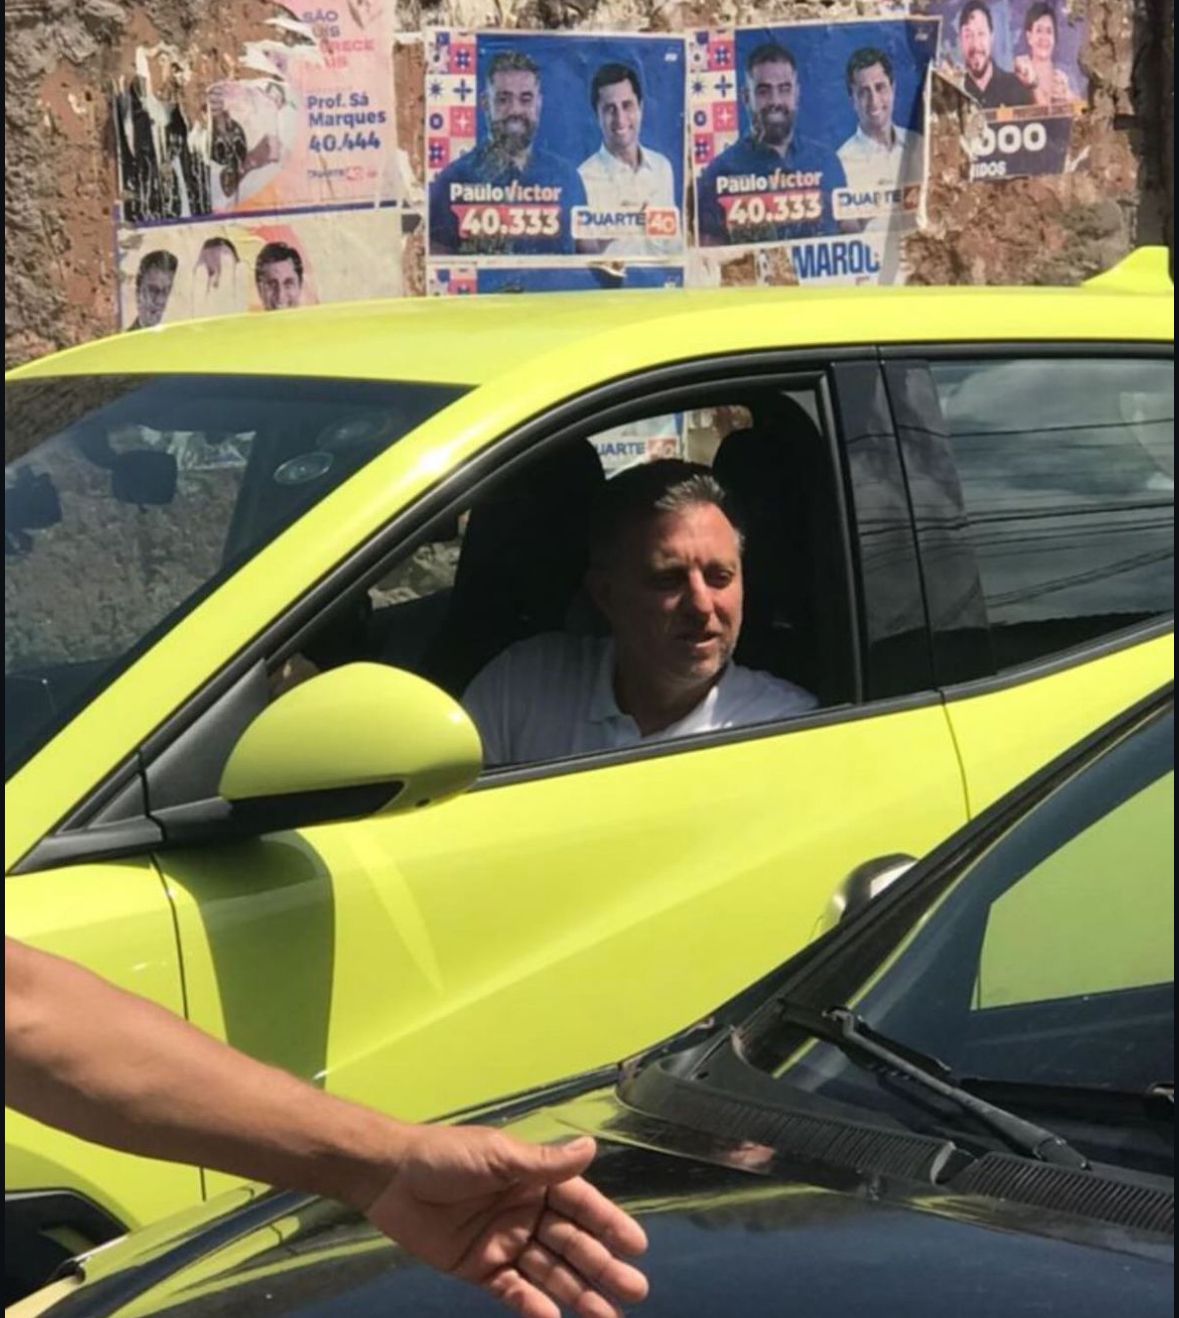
[589,459,742,564]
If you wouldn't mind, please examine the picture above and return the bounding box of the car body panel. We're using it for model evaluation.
[943,630,1175,816]
[165,700,966,1205]
[29,1096,1173,1318]
[13,687,1174,1316]
[4,859,200,1226]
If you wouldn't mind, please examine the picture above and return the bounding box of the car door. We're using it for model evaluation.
[147,356,970,1207]
[884,351,1174,815]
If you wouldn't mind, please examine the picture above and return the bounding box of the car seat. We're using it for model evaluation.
[420,438,605,696]
[713,396,853,705]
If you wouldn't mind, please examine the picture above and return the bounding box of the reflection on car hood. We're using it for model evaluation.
[50,1084,1173,1318]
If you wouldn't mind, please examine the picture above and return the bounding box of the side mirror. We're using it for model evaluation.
[818,853,917,934]
[218,662,482,833]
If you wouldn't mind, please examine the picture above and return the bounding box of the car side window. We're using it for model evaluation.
[930,358,1174,672]
[283,380,860,772]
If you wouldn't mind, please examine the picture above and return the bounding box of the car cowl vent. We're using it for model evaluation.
[951,1153,1174,1235]
[623,1067,958,1184]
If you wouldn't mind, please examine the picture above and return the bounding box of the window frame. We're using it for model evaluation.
[882,343,1175,696]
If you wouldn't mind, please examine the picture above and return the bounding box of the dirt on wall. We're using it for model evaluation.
[3,0,1173,370]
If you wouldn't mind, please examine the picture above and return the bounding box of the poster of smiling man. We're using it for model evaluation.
[425,29,686,265]
[934,0,1087,180]
[690,18,938,268]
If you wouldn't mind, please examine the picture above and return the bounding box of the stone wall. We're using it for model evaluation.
[4,0,1173,370]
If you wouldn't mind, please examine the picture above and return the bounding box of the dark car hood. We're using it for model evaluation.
[54,1081,1172,1318]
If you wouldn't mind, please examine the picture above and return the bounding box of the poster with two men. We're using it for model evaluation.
[425,29,687,291]
[690,18,939,286]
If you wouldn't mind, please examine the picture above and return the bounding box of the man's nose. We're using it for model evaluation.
[681,572,713,615]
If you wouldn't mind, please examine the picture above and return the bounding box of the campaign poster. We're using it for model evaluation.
[690,232,904,289]
[933,0,1087,180]
[116,205,406,329]
[591,414,685,477]
[689,18,938,268]
[425,29,686,264]
[205,2,408,213]
[428,264,684,295]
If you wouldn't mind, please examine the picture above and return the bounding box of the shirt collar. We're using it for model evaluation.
[594,143,653,176]
[589,642,732,732]
[588,638,625,723]
[852,125,901,152]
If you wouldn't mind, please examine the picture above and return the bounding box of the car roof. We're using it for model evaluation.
[7,249,1173,389]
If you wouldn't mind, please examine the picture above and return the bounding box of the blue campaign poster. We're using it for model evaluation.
[426,30,686,262]
[690,19,938,248]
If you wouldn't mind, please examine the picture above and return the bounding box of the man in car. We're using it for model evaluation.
[254,240,305,311]
[463,459,817,766]
[429,50,584,257]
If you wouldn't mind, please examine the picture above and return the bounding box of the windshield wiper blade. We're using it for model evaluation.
[777,1003,1090,1171]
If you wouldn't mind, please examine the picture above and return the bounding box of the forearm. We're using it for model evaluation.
[4,938,405,1211]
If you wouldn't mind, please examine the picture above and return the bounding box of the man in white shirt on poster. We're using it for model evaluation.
[836,47,924,209]
[577,62,679,258]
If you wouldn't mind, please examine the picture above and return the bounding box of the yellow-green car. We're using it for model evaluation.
[4,250,1174,1291]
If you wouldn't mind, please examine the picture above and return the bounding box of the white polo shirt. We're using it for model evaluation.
[576,144,679,256]
[837,124,924,195]
[463,632,818,768]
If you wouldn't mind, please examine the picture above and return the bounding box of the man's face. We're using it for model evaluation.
[596,78,642,156]
[590,502,744,696]
[136,267,174,327]
[256,258,302,310]
[487,70,541,153]
[960,11,994,78]
[745,58,798,146]
[850,62,895,136]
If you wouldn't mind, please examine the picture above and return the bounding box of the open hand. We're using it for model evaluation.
[365,1127,649,1318]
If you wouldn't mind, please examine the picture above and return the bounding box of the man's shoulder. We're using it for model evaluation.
[475,631,607,683]
[796,135,844,170]
[530,146,580,179]
[642,144,674,172]
[434,143,485,185]
[577,147,612,184]
[720,663,819,719]
[702,136,755,177]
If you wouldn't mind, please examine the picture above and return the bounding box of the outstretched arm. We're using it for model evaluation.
[5,937,647,1318]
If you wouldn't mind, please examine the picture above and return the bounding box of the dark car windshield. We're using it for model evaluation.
[740,701,1174,1171]
[4,375,466,778]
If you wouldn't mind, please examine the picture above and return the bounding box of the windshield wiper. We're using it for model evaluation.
[775,1003,1090,1171]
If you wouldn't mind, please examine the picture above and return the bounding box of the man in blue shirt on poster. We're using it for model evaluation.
[430,50,585,257]
[698,41,847,245]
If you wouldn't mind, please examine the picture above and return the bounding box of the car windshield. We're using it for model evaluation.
[741,701,1174,1173]
[4,375,466,779]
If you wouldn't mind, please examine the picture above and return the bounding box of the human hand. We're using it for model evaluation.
[1051,68,1073,102]
[364,1127,649,1318]
[1013,54,1036,87]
